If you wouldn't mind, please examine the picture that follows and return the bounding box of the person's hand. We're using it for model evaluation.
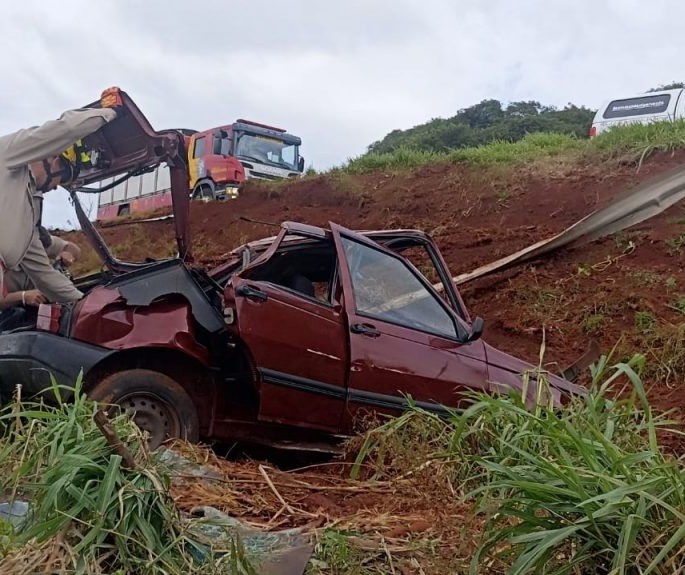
[58,251,75,267]
[101,86,122,107]
[23,290,46,306]
[100,86,124,117]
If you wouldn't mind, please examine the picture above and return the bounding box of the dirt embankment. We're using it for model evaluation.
[65,151,685,413]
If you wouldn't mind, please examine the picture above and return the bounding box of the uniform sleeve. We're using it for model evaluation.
[18,231,82,303]
[4,107,117,169]
[45,235,68,260]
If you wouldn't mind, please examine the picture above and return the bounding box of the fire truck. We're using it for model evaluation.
[95,119,304,220]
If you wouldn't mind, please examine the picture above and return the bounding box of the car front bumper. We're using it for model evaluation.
[0,331,112,403]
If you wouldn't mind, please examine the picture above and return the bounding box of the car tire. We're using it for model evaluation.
[88,369,200,449]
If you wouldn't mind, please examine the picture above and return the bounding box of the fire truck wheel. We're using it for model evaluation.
[200,184,215,200]
[88,369,200,449]
[192,183,215,201]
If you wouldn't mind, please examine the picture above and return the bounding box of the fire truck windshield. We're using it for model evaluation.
[235,133,298,171]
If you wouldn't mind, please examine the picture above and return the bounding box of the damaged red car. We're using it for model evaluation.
[0,91,588,450]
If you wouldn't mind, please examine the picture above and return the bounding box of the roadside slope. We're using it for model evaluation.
[78,150,685,411]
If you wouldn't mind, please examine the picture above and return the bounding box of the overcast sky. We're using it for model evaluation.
[0,0,681,227]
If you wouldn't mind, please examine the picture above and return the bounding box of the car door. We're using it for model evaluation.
[230,233,348,432]
[330,223,490,433]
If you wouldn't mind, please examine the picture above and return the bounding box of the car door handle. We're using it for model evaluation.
[350,323,381,337]
[236,284,268,302]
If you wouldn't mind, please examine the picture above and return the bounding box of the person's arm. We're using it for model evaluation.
[0,289,45,310]
[62,241,82,261]
[3,107,117,169]
[18,231,82,303]
[44,234,65,260]
[58,241,81,266]
[46,235,81,266]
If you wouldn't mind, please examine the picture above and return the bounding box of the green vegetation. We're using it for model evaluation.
[361,82,685,162]
[666,232,685,256]
[581,313,605,333]
[366,99,594,155]
[669,295,685,314]
[637,322,685,387]
[344,119,685,175]
[3,358,685,574]
[635,310,657,332]
[647,82,685,92]
[629,269,663,286]
[349,353,685,574]
[0,377,254,574]
[308,530,378,574]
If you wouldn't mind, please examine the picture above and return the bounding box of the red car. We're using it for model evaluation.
[0,92,588,450]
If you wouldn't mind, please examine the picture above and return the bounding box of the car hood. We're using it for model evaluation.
[483,341,586,404]
[64,89,191,272]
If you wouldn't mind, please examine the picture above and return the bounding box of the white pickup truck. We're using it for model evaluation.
[590,88,685,137]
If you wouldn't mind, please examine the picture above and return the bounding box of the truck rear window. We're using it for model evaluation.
[603,95,671,119]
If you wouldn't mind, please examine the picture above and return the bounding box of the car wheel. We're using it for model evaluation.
[88,369,200,449]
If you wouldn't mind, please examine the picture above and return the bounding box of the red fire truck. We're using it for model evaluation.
[95,119,304,220]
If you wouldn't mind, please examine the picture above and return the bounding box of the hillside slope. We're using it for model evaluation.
[76,150,685,414]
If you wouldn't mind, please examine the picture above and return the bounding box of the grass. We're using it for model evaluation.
[450,132,583,166]
[496,189,512,207]
[591,119,685,166]
[581,313,605,334]
[3,353,684,574]
[466,359,684,575]
[629,269,663,286]
[344,147,444,174]
[308,530,383,575]
[511,285,568,329]
[69,221,178,277]
[637,322,685,386]
[342,119,685,175]
[635,310,657,332]
[347,351,685,574]
[0,376,255,574]
[666,233,685,256]
[326,170,367,199]
[669,295,685,314]
[344,133,584,174]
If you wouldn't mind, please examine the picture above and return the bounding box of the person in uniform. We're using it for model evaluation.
[4,228,82,296]
[0,87,121,304]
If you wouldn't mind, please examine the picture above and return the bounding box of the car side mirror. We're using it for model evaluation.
[464,316,484,343]
[298,157,305,172]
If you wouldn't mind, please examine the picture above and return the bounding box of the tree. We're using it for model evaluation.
[456,99,503,129]
[647,82,685,92]
[364,98,595,155]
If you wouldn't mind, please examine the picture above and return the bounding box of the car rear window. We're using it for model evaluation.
[602,94,671,119]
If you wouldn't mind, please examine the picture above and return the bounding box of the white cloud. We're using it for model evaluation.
[0,0,679,227]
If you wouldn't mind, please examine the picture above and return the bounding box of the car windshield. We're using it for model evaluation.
[235,133,297,170]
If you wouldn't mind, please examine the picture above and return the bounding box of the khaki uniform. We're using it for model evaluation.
[5,235,75,296]
[0,107,116,301]
[45,235,68,260]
